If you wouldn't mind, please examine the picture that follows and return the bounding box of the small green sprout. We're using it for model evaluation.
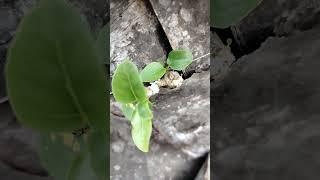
[112,49,193,152]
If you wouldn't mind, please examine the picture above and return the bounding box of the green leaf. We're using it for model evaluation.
[5,0,107,132]
[167,49,193,71]
[211,0,262,28]
[112,59,147,103]
[140,62,166,82]
[38,133,75,180]
[121,103,135,121]
[131,110,152,152]
[137,101,153,120]
[87,130,108,180]
[67,152,85,180]
[96,23,110,64]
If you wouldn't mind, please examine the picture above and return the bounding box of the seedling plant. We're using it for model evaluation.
[112,49,193,152]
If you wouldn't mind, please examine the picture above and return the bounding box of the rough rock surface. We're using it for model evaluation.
[211,32,235,88]
[110,0,167,75]
[149,0,210,72]
[213,25,320,180]
[231,0,320,51]
[110,112,204,180]
[152,71,210,158]
[195,155,210,180]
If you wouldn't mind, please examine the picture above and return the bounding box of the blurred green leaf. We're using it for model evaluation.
[5,0,107,132]
[112,59,147,103]
[140,62,166,82]
[211,0,262,28]
[87,130,108,180]
[38,133,75,180]
[96,23,110,64]
[67,152,85,180]
[167,49,193,71]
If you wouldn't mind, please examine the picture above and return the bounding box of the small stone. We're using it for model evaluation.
[113,165,121,171]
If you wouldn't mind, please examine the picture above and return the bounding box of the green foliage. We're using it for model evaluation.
[6,0,107,132]
[211,0,262,28]
[87,131,108,180]
[167,49,193,70]
[96,23,110,64]
[131,109,152,152]
[39,131,106,180]
[111,59,148,103]
[121,103,135,121]
[6,0,108,179]
[112,49,192,152]
[140,62,166,82]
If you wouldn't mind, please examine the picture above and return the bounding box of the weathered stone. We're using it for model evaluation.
[231,0,320,50]
[211,31,235,88]
[149,0,210,72]
[153,71,210,158]
[110,0,167,75]
[110,113,204,180]
[195,155,210,180]
[213,25,320,180]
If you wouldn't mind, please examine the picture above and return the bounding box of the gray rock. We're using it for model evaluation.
[195,154,210,180]
[153,71,210,158]
[232,0,320,49]
[211,32,235,88]
[213,25,320,180]
[149,0,210,72]
[110,113,203,180]
[110,0,167,75]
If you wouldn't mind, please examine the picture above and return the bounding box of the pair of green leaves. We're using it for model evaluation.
[5,0,108,179]
[211,0,262,28]
[140,49,192,82]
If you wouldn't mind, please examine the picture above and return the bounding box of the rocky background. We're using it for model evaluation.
[213,0,320,179]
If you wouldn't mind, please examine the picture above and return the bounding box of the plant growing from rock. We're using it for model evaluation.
[5,0,109,179]
[112,49,193,152]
